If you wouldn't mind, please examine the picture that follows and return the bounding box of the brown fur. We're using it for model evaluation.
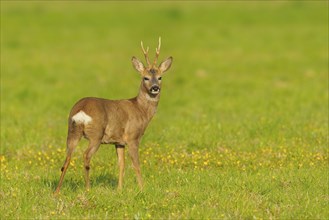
[54,39,172,194]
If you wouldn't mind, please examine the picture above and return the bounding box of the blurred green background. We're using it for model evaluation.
[2,1,327,153]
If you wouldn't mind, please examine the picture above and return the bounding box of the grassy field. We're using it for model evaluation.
[1,1,328,219]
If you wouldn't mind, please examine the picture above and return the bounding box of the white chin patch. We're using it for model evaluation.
[150,90,160,95]
[72,111,92,124]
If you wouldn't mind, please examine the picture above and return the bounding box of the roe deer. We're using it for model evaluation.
[54,38,172,194]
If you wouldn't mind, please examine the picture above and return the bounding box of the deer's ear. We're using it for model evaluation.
[132,57,145,73]
[159,57,173,74]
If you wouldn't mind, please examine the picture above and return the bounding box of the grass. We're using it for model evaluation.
[1,1,328,219]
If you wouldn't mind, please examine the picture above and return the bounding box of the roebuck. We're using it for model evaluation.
[54,38,172,194]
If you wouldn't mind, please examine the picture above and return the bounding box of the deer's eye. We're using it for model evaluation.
[144,77,150,81]
[158,77,162,80]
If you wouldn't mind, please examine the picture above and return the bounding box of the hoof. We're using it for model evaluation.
[53,190,60,197]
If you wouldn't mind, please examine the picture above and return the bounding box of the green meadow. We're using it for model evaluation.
[1,1,328,219]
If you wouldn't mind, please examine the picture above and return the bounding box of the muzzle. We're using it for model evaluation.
[150,85,160,95]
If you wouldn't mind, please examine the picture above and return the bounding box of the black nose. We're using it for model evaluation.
[150,85,160,92]
[152,86,159,91]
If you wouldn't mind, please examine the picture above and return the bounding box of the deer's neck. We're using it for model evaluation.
[136,83,160,117]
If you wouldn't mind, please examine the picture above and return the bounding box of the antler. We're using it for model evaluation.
[141,37,162,67]
[153,37,161,66]
[141,41,151,67]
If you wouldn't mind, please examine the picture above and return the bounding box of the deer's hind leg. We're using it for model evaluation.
[83,139,101,190]
[54,124,83,195]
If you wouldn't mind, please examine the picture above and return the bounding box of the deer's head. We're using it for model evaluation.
[132,38,173,97]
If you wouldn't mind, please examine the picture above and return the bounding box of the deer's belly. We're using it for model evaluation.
[101,126,126,145]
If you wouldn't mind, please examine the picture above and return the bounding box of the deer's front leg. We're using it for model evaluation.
[128,142,143,189]
[116,145,125,190]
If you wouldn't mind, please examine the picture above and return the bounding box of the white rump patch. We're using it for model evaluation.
[72,111,92,124]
